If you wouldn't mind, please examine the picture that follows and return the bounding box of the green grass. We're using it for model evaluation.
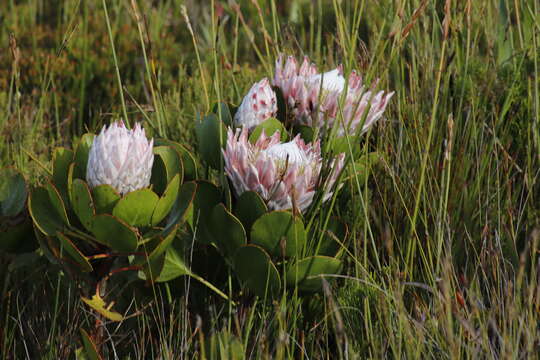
[1,0,539,358]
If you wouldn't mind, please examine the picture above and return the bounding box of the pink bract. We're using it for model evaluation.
[223,127,345,212]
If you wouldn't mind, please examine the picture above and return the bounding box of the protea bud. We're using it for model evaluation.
[273,54,394,136]
[234,78,278,130]
[86,121,154,195]
[223,127,344,212]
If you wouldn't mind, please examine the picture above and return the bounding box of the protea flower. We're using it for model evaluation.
[273,54,394,136]
[273,55,318,121]
[223,127,344,212]
[86,121,154,195]
[234,78,278,130]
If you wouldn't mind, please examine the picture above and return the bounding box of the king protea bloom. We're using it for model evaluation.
[234,78,278,130]
[86,121,154,195]
[223,127,345,212]
[273,54,394,136]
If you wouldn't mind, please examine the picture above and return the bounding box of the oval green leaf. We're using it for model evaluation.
[196,113,228,169]
[234,244,281,298]
[151,174,180,226]
[151,146,183,195]
[251,211,306,258]
[192,181,222,244]
[56,232,93,273]
[210,203,246,257]
[294,125,315,143]
[73,133,95,180]
[0,167,27,217]
[233,191,267,233]
[91,184,121,214]
[154,139,198,180]
[212,102,234,126]
[71,179,95,231]
[249,118,287,143]
[112,189,159,227]
[285,256,342,292]
[155,245,190,283]
[163,181,196,234]
[92,214,138,252]
[28,186,65,236]
[46,182,70,226]
[52,147,74,200]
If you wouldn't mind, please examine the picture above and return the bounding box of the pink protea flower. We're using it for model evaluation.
[273,54,394,136]
[273,55,318,120]
[234,78,278,130]
[223,127,345,212]
[86,121,154,195]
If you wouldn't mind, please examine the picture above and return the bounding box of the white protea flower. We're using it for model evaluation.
[273,54,394,136]
[234,78,278,130]
[223,127,345,212]
[309,68,346,93]
[86,121,154,195]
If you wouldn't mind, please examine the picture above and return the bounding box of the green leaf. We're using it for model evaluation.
[0,218,36,253]
[56,232,93,273]
[286,256,342,292]
[112,189,159,227]
[163,181,196,234]
[234,244,281,297]
[233,191,267,233]
[251,211,306,258]
[46,182,70,227]
[156,243,191,282]
[210,204,246,257]
[70,179,95,231]
[81,293,123,322]
[192,181,222,244]
[154,139,198,180]
[73,133,95,180]
[151,174,180,226]
[249,118,287,143]
[196,113,228,169]
[52,147,74,199]
[294,125,315,143]
[28,186,65,236]
[151,146,183,195]
[146,224,179,261]
[0,167,27,217]
[92,214,138,252]
[91,185,121,214]
[138,252,166,283]
[212,102,234,126]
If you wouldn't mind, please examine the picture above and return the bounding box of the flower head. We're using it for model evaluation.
[223,127,344,212]
[234,78,277,130]
[86,121,154,195]
[273,54,394,136]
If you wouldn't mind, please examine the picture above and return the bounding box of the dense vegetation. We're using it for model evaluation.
[1,0,539,358]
